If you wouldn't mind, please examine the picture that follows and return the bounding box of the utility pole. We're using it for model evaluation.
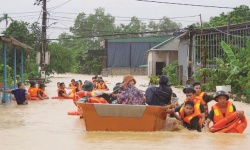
[41,0,47,71]
[200,14,206,83]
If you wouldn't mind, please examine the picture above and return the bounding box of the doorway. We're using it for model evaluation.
[156,62,165,75]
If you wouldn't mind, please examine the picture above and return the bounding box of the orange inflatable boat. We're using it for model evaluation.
[210,111,248,133]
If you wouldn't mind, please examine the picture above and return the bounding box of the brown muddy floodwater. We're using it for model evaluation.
[0,73,250,150]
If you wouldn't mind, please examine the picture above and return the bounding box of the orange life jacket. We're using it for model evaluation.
[28,87,38,97]
[96,83,106,89]
[179,101,202,126]
[212,101,234,124]
[69,83,76,88]
[37,88,47,97]
[58,88,67,98]
[197,92,208,117]
[88,97,108,104]
[184,97,201,105]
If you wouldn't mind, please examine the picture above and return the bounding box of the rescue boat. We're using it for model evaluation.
[77,103,174,131]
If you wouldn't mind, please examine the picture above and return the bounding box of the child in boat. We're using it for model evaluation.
[174,100,202,132]
[205,90,245,132]
[28,81,38,98]
[0,82,30,105]
[37,83,49,100]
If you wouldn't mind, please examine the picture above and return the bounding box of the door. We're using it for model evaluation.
[156,62,165,76]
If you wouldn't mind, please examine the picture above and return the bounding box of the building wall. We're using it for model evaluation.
[158,38,180,50]
[178,38,189,85]
[147,52,153,76]
[147,50,178,76]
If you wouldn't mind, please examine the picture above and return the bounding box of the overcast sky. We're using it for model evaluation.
[0,0,249,39]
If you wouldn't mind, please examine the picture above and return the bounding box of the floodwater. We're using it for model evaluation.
[0,73,249,150]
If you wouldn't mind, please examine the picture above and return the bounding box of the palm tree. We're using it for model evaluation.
[0,13,13,28]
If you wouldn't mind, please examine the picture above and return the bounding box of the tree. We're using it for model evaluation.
[45,42,73,74]
[0,13,13,28]
[204,5,250,27]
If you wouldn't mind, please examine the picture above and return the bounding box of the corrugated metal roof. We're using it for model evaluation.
[108,35,175,43]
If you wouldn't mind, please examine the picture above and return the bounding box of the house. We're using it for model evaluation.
[146,36,179,76]
[104,35,174,75]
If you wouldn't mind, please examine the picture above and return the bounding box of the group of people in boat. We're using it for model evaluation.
[0,74,247,133]
[73,74,247,133]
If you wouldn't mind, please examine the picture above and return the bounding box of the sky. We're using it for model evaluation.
[0,0,249,39]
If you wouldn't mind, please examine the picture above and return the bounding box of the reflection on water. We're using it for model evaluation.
[0,74,249,150]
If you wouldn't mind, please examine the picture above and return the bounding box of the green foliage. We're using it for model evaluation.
[45,42,73,75]
[194,40,250,95]
[203,5,250,27]
[162,61,178,85]
[0,13,13,28]
[0,64,13,85]
[149,75,159,85]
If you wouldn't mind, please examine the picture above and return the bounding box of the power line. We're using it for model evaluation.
[50,11,199,20]
[47,0,72,11]
[47,29,183,40]
[135,0,234,9]
[7,11,41,15]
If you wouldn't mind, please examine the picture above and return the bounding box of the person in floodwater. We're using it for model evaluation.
[28,81,38,98]
[95,79,109,91]
[205,90,245,132]
[193,82,214,119]
[117,75,145,105]
[78,80,83,90]
[37,83,49,100]
[174,100,202,132]
[68,79,76,88]
[0,82,30,105]
[170,87,206,125]
[58,82,70,98]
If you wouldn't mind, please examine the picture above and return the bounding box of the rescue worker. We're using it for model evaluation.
[58,82,70,98]
[28,81,38,98]
[174,100,202,132]
[37,83,49,100]
[193,82,214,119]
[205,90,245,132]
[170,87,206,125]
[95,79,109,91]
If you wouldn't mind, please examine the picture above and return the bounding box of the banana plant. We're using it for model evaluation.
[221,41,240,83]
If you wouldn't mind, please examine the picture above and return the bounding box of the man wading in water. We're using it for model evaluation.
[0,82,30,105]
